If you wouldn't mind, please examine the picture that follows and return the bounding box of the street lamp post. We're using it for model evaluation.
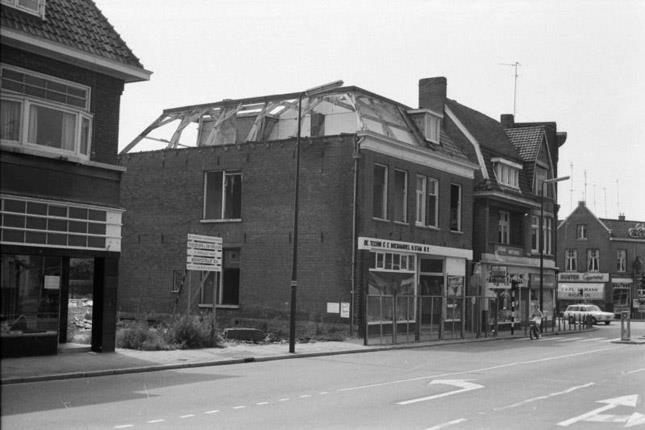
[539,175,569,313]
[289,80,343,353]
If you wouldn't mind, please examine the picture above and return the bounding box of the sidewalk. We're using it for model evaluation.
[1,329,595,385]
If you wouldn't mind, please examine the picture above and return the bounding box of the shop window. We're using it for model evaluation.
[616,249,627,272]
[587,249,600,272]
[393,169,407,223]
[576,224,587,239]
[498,211,510,244]
[565,249,577,272]
[203,170,242,220]
[449,184,461,232]
[1,65,92,160]
[372,164,388,219]
[1,255,61,336]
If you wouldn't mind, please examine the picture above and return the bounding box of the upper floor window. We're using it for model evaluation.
[543,217,553,255]
[373,164,388,219]
[576,224,587,239]
[393,169,407,223]
[498,211,510,244]
[565,249,577,272]
[616,249,627,272]
[587,249,600,272]
[1,65,92,160]
[449,184,461,232]
[492,158,520,189]
[1,0,46,18]
[530,215,540,253]
[415,175,438,228]
[534,165,549,196]
[203,170,241,220]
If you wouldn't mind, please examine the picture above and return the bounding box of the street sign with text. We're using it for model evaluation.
[186,233,222,272]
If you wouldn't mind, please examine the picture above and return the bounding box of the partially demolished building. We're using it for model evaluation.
[119,78,479,342]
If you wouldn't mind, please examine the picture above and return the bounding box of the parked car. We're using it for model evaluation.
[563,304,614,325]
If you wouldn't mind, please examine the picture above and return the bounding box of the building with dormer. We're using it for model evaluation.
[420,77,567,332]
[1,0,150,356]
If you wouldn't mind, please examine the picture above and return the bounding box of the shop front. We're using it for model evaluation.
[358,237,472,345]
[557,272,608,313]
[481,262,556,334]
[0,195,122,357]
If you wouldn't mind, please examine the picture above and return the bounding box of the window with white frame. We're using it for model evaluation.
[617,249,627,272]
[203,171,242,220]
[587,249,600,272]
[415,175,426,225]
[416,175,438,228]
[373,164,388,219]
[449,184,461,232]
[543,217,553,254]
[534,166,548,196]
[393,169,407,223]
[1,65,92,159]
[493,159,520,189]
[531,215,540,252]
[576,224,587,239]
[1,0,46,18]
[498,210,510,244]
[565,249,577,272]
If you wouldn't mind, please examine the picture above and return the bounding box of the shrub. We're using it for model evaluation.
[116,321,171,350]
[167,314,220,349]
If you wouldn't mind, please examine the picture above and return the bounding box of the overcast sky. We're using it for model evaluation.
[95,0,644,221]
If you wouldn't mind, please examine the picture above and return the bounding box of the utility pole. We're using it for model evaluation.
[499,61,521,117]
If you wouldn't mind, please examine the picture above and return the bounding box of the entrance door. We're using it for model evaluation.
[62,258,94,345]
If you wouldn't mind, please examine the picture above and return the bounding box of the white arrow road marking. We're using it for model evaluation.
[425,418,468,430]
[586,412,645,426]
[494,382,595,411]
[397,379,484,405]
[557,394,640,427]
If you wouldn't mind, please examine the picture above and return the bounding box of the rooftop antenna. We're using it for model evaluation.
[499,61,521,117]
[592,184,597,212]
[569,162,574,210]
[584,170,588,203]
[616,179,620,217]
[603,187,607,217]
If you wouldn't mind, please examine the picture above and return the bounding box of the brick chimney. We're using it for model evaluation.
[419,77,446,115]
[618,213,626,221]
[500,114,514,128]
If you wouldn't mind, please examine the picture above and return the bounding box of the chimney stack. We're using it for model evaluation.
[500,114,514,128]
[618,213,626,221]
[419,77,446,115]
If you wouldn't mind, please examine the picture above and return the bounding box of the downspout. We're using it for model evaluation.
[351,135,364,339]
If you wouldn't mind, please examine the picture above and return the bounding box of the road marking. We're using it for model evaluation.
[579,337,606,342]
[319,391,329,395]
[557,394,640,427]
[232,405,246,410]
[398,380,484,405]
[204,410,220,414]
[425,418,467,430]
[299,394,312,398]
[494,383,595,411]
[624,368,645,375]
[146,419,164,424]
[256,401,270,405]
[338,346,615,393]
[114,426,134,429]
[180,414,195,418]
[556,337,584,342]
[278,398,290,402]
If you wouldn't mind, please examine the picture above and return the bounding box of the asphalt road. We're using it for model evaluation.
[2,323,644,430]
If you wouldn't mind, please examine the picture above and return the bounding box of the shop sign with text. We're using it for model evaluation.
[557,272,609,282]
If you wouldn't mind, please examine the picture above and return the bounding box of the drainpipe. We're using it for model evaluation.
[351,135,364,338]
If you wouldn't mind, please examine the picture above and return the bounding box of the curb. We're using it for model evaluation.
[0,328,596,385]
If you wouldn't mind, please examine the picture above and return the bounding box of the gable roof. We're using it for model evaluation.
[1,0,150,81]
[505,126,544,162]
[558,202,612,235]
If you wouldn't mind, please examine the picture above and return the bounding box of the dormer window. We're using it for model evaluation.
[1,0,46,18]
[491,158,521,189]
[407,109,441,144]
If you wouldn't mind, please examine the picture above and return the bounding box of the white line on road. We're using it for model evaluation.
[299,394,312,398]
[425,418,467,430]
[278,398,290,402]
[494,383,595,411]
[319,391,329,395]
[624,368,645,375]
[556,337,584,342]
[256,401,270,405]
[579,337,606,342]
[180,414,195,418]
[114,426,134,429]
[337,347,615,393]
[146,419,164,424]
[204,410,220,414]
[232,405,246,410]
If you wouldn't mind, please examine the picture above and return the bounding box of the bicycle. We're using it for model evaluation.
[529,318,541,340]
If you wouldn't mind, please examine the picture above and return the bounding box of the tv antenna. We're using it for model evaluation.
[499,61,521,116]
